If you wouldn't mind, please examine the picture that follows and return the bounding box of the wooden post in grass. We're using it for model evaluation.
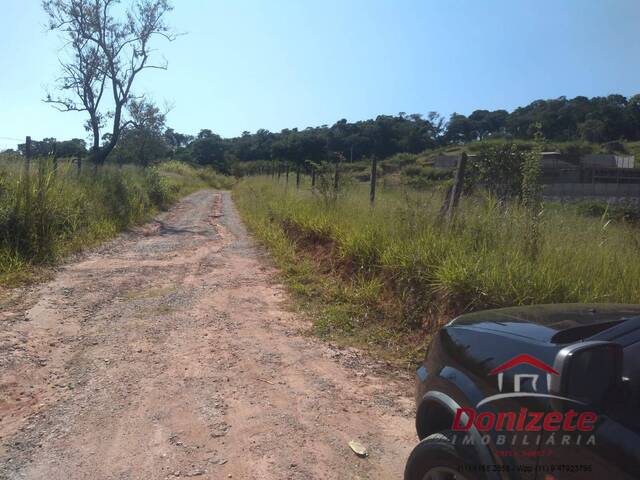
[25,136,32,174]
[24,136,32,217]
[277,162,282,182]
[446,152,468,222]
[311,165,316,192]
[369,155,378,205]
[285,162,290,186]
[296,163,301,189]
[52,141,58,175]
[333,153,340,192]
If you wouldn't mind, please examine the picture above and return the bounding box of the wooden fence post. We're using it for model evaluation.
[296,163,301,189]
[369,155,377,205]
[311,166,316,192]
[24,136,32,218]
[25,136,32,174]
[447,152,468,222]
[52,141,58,175]
[333,153,340,191]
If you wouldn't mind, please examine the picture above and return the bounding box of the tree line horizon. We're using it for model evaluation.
[10,93,640,173]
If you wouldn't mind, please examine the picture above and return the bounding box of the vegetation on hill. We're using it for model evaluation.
[6,94,639,175]
[156,94,640,174]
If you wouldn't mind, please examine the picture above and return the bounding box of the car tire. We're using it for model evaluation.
[404,430,481,480]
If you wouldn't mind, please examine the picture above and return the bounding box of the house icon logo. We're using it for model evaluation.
[489,353,559,394]
[476,354,582,408]
[452,354,599,435]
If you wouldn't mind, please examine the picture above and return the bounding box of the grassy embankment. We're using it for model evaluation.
[234,176,640,365]
[0,157,233,286]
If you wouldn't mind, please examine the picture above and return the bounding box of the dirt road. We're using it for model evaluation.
[0,190,415,479]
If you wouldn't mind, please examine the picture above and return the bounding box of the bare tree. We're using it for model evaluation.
[43,0,174,165]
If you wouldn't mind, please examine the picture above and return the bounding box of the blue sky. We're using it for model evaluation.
[1,0,639,150]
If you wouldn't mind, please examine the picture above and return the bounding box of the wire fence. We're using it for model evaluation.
[0,136,24,151]
[0,135,87,175]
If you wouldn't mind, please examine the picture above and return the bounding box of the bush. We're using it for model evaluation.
[146,166,176,210]
[466,143,527,200]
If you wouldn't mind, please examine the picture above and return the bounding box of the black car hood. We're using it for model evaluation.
[448,303,640,343]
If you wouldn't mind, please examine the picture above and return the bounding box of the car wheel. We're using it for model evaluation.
[404,430,480,480]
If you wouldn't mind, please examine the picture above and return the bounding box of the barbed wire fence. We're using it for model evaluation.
[0,135,87,175]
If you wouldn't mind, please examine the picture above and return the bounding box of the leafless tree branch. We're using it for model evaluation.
[43,0,174,164]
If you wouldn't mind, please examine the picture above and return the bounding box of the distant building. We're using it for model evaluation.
[433,154,459,169]
[433,153,477,169]
[432,150,638,198]
[581,154,635,169]
[543,152,640,202]
[541,151,575,169]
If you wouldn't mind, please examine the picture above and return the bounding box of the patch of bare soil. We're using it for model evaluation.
[0,190,415,479]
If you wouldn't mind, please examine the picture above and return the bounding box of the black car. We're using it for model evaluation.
[405,304,640,480]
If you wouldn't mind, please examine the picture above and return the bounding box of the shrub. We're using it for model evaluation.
[146,166,175,210]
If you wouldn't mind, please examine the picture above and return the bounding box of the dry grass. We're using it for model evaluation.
[234,176,640,364]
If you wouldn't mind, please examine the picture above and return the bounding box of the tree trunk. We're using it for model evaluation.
[90,103,123,166]
[24,137,32,222]
[92,148,109,166]
[25,136,32,174]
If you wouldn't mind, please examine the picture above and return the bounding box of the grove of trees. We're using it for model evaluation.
[9,93,640,172]
[176,94,640,171]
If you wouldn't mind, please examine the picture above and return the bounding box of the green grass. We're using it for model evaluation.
[233,176,640,364]
[0,158,233,286]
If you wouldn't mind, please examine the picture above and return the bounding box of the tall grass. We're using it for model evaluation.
[0,158,233,285]
[233,176,640,361]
